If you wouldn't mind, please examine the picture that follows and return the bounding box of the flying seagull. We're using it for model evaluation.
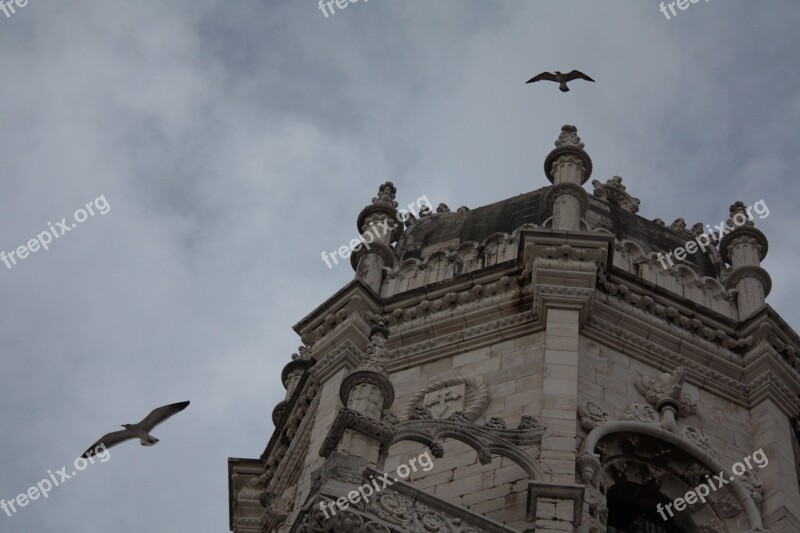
[82,401,190,458]
[526,70,595,92]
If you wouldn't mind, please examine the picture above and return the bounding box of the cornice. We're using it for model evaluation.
[293,280,383,348]
[584,310,749,408]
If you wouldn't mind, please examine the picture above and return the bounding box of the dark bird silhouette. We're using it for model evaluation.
[526,70,595,92]
[82,401,190,458]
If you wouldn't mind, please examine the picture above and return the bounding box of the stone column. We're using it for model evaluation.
[543,125,592,231]
[536,308,582,532]
[523,231,611,533]
[319,322,396,467]
[720,201,770,321]
[272,349,314,427]
[351,182,401,293]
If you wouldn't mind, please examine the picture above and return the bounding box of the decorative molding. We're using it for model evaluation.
[544,182,590,217]
[580,421,767,531]
[389,416,546,481]
[319,407,396,458]
[591,175,640,214]
[724,264,772,296]
[596,270,754,353]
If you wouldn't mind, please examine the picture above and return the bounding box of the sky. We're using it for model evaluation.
[0,1,798,532]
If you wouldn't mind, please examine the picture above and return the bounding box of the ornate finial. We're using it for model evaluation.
[591,176,641,213]
[456,206,470,214]
[653,218,665,227]
[371,181,398,208]
[690,222,705,236]
[554,125,584,149]
[356,181,401,245]
[544,124,592,184]
[727,201,754,228]
[418,204,432,217]
[670,218,687,231]
[436,203,450,213]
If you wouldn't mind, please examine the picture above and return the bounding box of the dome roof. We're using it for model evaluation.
[394,187,719,279]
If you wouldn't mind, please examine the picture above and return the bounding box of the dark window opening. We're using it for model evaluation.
[606,482,685,533]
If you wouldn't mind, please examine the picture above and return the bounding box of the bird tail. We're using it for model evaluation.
[560,84,570,92]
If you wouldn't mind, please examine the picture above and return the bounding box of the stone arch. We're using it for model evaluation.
[386,418,547,481]
[422,251,452,285]
[614,240,648,274]
[454,242,480,275]
[481,232,510,267]
[674,264,701,282]
[698,276,726,296]
[579,421,765,531]
[396,258,422,293]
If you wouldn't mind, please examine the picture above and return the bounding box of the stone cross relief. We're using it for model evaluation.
[423,384,465,418]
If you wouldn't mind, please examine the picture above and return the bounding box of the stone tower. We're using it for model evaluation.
[228,126,800,532]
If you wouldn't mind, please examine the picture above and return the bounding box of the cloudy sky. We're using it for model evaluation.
[0,1,798,531]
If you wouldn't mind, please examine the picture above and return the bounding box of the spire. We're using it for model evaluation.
[352,182,402,292]
[720,201,770,320]
[543,125,592,230]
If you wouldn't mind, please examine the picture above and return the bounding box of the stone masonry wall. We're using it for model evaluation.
[381,332,546,531]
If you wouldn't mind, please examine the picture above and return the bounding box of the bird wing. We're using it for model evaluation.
[526,72,558,84]
[82,429,133,458]
[136,401,190,432]
[565,70,595,82]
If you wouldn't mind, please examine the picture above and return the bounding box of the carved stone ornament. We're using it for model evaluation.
[319,407,396,458]
[423,383,465,418]
[591,175,641,214]
[681,426,716,459]
[410,405,433,421]
[483,416,507,430]
[622,403,660,424]
[518,415,540,430]
[579,401,610,430]
[401,377,489,422]
[367,491,483,533]
[544,125,593,184]
[636,367,697,418]
[259,492,293,526]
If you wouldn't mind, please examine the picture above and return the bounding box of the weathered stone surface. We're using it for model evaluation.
[229,126,800,533]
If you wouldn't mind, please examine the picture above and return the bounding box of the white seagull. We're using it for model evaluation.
[82,401,190,458]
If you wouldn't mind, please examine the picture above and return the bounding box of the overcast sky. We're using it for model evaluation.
[0,1,798,532]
